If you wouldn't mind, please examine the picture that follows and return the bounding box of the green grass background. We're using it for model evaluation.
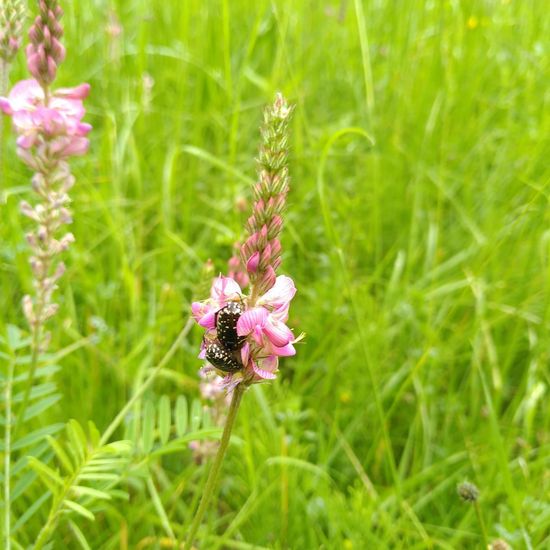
[1,0,549,548]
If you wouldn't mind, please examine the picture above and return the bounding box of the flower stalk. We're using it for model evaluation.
[0,0,91,434]
[186,93,299,545]
[183,383,244,549]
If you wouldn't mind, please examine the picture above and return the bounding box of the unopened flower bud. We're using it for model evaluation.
[246,251,260,274]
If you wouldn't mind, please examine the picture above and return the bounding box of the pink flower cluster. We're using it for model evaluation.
[192,274,297,387]
[0,79,91,165]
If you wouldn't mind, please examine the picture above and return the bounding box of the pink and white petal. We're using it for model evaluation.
[252,360,277,380]
[16,133,36,149]
[192,301,210,323]
[210,275,241,304]
[58,137,90,157]
[269,302,289,322]
[8,79,43,109]
[240,342,251,365]
[237,307,269,336]
[263,318,294,347]
[257,275,296,310]
[55,83,91,100]
[271,342,296,357]
[252,325,264,346]
[260,355,279,373]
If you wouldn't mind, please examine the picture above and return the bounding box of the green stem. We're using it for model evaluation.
[34,473,76,550]
[183,383,245,549]
[474,500,489,549]
[3,359,14,550]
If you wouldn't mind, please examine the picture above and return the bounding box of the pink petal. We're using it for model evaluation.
[271,342,296,357]
[8,79,43,106]
[263,318,293,347]
[260,355,278,373]
[240,342,250,365]
[16,134,35,149]
[58,137,90,157]
[257,275,296,310]
[0,97,12,115]
[237,307,268,336]
[252,360,277,380]
[55,83,91,100]
[252,326,264,346]
[191,301,208,322]
[198,309,216,330]
[210,275,241,304]
[246,251,260,273]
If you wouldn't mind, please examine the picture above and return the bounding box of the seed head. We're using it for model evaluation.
[457,481,480,503]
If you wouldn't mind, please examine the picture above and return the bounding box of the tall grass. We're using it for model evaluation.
[1,0,548,548]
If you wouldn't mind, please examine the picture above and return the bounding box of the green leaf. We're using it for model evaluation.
[11,471,38,502]
[12,491,50,534]
[142,400,155,453]
[6,324,30,350]
[68,519,92,550]
[12,364,61,383]
[64,499,95,521]
[102,440,132,454]
[72,485,112,500]
[175,395,188,437]
[8,423,64,451]
[27,456,64,493]
[23,394,62,421]
[158,395,171,445]
[78,473,119,482]
[88,421,101,449]
[12,382,57,404]
[66,420,87,463]
[47,435,74,473]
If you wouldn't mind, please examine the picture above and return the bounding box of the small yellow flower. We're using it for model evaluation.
[340,391,352,404]
[467,16,479,29]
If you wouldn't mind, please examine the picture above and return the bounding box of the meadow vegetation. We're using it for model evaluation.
[1,0,549,548]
